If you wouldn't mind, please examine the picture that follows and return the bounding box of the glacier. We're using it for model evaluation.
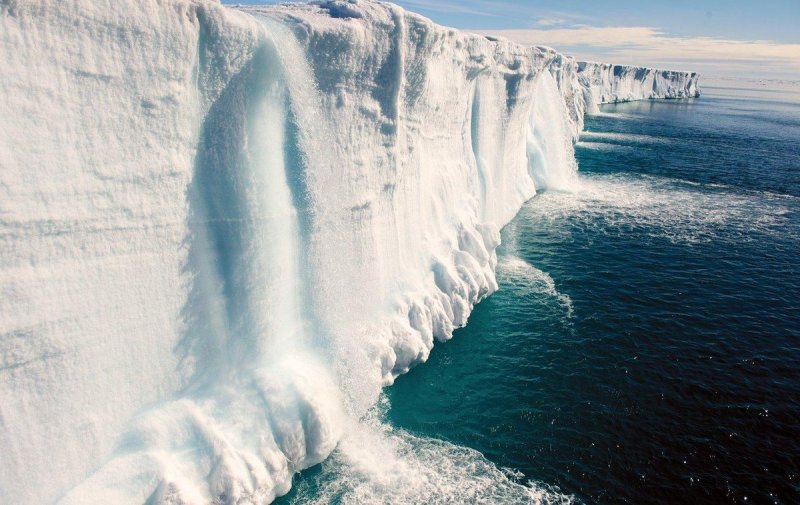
[0,1,699,503]
[577,61,700,114]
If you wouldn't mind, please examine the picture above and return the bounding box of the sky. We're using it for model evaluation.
[226,0,800,79]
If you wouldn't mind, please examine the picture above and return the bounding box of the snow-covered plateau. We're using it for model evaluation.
[0,1,699,503]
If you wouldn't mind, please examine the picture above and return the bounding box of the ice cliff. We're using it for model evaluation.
[0,1,699,503]
[577,61,700,113]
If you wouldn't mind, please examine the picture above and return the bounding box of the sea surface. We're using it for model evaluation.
[281,80,800,504]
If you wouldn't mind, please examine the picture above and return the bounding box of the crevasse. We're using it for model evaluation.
[0,1,699,503]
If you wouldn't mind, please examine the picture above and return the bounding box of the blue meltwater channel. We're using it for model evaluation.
[386,80,800,504]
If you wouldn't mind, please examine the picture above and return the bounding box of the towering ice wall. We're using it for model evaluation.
[577,61,701,114]
[0,1,699,503]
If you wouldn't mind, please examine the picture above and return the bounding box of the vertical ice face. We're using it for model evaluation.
[577,61,701,113]
[0,1,699,503]
[0,1,262,503]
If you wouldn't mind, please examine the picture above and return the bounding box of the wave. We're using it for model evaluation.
[579,131,671,145]
[574,141,636,152]
[524,173,797,245]
[582,111,639,120]
[497,256,574,321]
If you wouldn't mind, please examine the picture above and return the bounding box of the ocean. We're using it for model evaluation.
[280,81,800,504]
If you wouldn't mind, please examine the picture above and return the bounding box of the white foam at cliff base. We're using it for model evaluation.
[583,111,639,120]
[580,131,671,145]
[527,174,795,244]
[574,141,636,152]
[283,397,575,505]
[497,256,574,320]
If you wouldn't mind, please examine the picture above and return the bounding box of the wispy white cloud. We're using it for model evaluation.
[393,1,589,26]
[396,0,502,18]
[534,17,566,28]
[474,26,800,78]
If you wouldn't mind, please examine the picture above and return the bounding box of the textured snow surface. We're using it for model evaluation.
[0,1,699,503]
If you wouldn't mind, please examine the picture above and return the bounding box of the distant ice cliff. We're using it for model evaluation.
[577,61,700,113]
[0,1,698,503]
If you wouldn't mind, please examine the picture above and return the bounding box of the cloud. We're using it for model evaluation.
[534,17,567,28]
[394,0,502,17]
[473,26,800,78]
[393,1,588,26]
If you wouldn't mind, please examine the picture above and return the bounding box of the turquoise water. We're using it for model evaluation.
[279,82,800,504]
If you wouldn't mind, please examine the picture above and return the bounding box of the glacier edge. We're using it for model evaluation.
[0,1,699,503]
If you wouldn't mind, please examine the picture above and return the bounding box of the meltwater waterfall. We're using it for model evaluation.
[527,73,580,192]
[0,1,699,503]
[60,19,348,504]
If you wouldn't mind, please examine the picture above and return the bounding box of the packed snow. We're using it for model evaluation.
[0,1,699,503]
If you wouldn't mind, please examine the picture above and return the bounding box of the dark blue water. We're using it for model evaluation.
[387,82,800,504]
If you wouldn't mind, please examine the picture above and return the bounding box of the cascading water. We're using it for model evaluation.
[60,22,349,505]
[527,73,580,192]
